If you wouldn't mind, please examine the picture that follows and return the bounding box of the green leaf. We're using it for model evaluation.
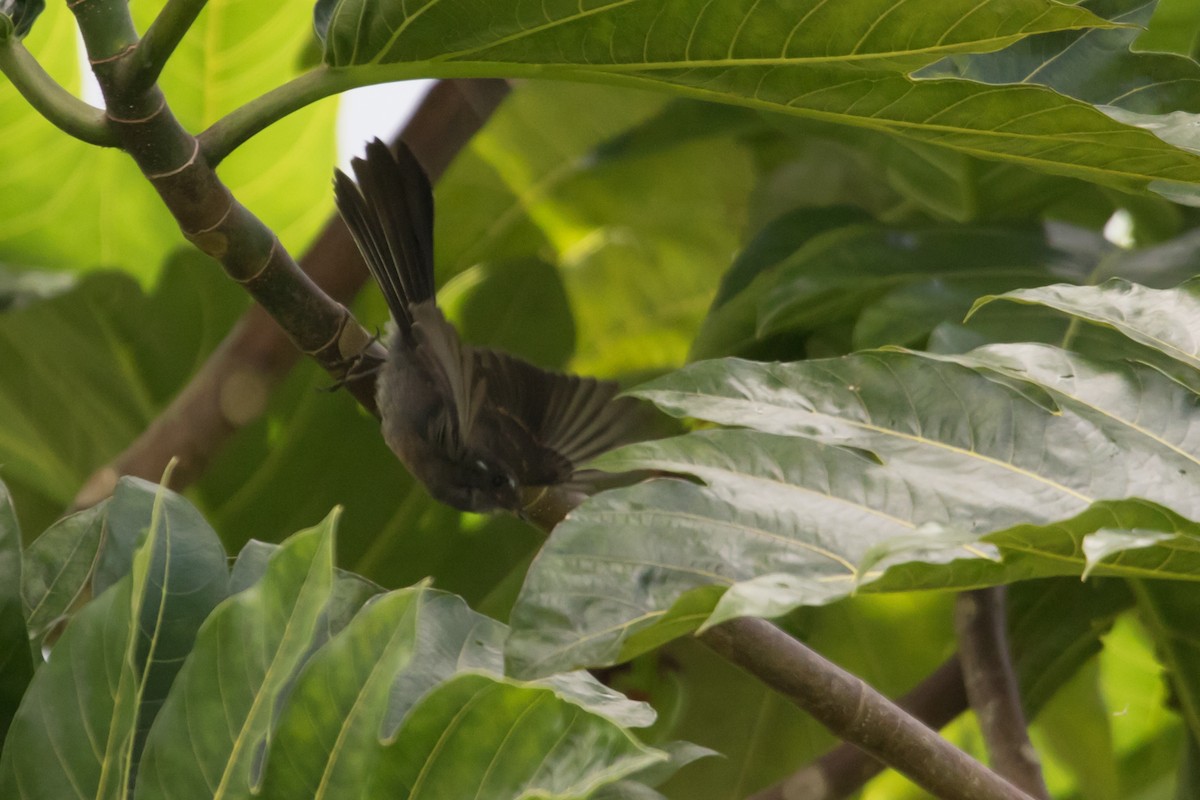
[0,481,227,799]
[323,0,1110,67]
[312,0,1200,198]
[755,225,1093,338]
[440,256,576,370]
[257,588,424,799]
[1009,578,1134,717]
[0,480,30,745]
[0,256,248,525]
[1,0,334,277]
[134,515,336,800]
[507,342,1200,675]
[0,0,42,38]
[369,672,665,798]
[917,0,1200,115]
[21,502,105,648]
[1131,580,1200,743]
[433,81,755,376]
[1138,0,1200,57]
[973,279,1200,371]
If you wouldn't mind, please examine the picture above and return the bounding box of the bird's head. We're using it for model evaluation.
[442,455,520,513]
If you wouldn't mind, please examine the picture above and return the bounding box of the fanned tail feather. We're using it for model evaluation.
[333,139,436,333]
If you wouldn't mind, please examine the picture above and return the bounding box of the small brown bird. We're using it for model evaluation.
[334,139,656,521]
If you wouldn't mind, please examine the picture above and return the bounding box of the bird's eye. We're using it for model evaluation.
[490,472,507,489]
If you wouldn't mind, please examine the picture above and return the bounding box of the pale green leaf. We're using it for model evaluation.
[974,279,1200,370]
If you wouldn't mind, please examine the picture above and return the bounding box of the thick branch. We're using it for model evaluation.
[0,37,115,146]
[956,587,1050,799]
[750,655,968,800]
[70,0,381,424]
[71,79,511,507]
[700,618,1034,800]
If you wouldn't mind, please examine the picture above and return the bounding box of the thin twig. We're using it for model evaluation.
[127,0,210,92]
[956,587,1050,800]
[700,618,1034,800]
[0,38,115,146]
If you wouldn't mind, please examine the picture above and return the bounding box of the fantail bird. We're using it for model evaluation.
[334,139,659,522]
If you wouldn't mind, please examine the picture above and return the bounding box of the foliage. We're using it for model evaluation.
[5,0,1200,797]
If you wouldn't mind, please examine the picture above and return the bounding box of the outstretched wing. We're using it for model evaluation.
[471,348,658,482]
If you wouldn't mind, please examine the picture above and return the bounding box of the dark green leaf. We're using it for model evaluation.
[917,0,1200,115]
[1133,581,1200,742]
[20,503,105,648]
[0,481,228,798]
[0,0,42,38]
[0,481,30,745]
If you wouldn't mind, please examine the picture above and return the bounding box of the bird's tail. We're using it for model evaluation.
[333,138,436,332]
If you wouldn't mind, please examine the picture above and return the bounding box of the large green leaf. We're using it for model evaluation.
[0,480,29,745]
[259,586,656,798]
[370,673,664,799]
[311,0,1200,199]
[0,255,249,529]
[127,0,338,256]
[134,516,335,800]
[321,0,1107,66]
[256,587,425,799]
[918,0,1200,115]
[0,0,334,277]
[432,81,754,376]
[505,339,1200,675]
[0,481,227,799]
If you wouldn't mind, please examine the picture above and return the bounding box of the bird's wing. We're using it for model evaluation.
[409,302,484,454]
[470,348,658,477]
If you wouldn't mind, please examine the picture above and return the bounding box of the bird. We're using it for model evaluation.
[333,138,659,524]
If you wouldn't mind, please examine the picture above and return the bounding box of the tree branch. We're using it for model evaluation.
[199,67,361,167]
[125,0,209,92]
[71,78,511,508]
[956,587,1050,800]
[699,618,1034,800]
[748,655,968,800]
[0,37,115,146]
[69,0,382,431]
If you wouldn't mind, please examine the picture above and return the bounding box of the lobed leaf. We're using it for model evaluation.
[507,339,1200,675]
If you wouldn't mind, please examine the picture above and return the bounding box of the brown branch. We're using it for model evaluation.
[749,655,968,800]
[700,618,1034,800]
[71,78,510,507]
[955,587,1051,800]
